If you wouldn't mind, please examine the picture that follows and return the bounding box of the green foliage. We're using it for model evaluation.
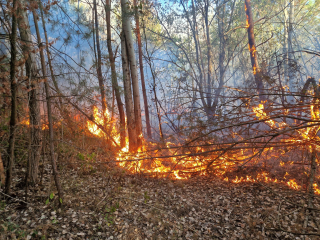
[104,202,119,226]
[0,201,6,210]
[52,217,58,224]
[50,192,55,200]
[77,152,85,161]
[0,221,27,238]
[144,191,150,203]
[45,192,55,205]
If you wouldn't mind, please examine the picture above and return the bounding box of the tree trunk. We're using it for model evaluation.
[38,0,74,134]
[190,0,210,117]
[121,32,137,151]
[17,0,41,185]
[38,0,63,204]
[211,1,226,118]
[204,0,213,109]
[287,0,295,102]
[121,0,143,149]
[133,0,152,139]
[94,0,107,124]
[245,0,265,102]
[5,0,17,194]
[105,0,126,147]
[141,19,163,140]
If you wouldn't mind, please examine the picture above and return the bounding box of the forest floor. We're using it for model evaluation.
[1,159,320,240]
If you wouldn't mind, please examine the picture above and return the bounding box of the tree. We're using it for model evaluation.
[133,0,152,139]
[121,31,137,151]
[5,0,17,194]
[38,0,63,204]
[121,0,143,150]
[245,0,265,102]
[104,0,126,147]
[17,0,42,184]
[93,0,108,125]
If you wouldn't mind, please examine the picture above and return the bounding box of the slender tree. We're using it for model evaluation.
[245,0,265,102]
[121,32,137,151]
[104,0,126,147]
[93,0,107,124]
[133,0,152,138]
[5,0,18,194]
[17,0,42,184]
[287,0,295,102]
[121,0,143,149]
[38,0,63,204]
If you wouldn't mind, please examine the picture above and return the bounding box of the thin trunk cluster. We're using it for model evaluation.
[121,0,143,151]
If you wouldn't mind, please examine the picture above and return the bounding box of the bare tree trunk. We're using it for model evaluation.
[212,1,226,117]
[245,0,265,102]
[133,0,152,139]
[38,0,74,133]
[141,20,163,140]
[204,0,213,109]
[94,0,107,124]
[38,0,63,204]
[5,0,17,194]
[92,7,97,64]
[105,0,126,147]
[287,0,295,102]
[17,0,41,185]
[121,0,143,149]
[121,32,137,151]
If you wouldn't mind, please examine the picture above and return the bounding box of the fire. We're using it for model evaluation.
[86,106,120,146]
[21,118,48,130]
[85,88,320,195]
[287,179,301,190]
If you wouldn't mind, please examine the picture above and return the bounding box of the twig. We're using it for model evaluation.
[0,191,32,205]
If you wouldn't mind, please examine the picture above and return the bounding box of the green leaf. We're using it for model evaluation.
[59,198,63,204]
[50,193,54,200]
[45,199,49,205]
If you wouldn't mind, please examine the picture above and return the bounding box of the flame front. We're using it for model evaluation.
[86,95,320,195]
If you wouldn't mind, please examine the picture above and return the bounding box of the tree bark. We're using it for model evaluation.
[121,32,137,151]
[133,0,152,139]
[121,0,143,149]
[17,0,42,185]
[105,0,126,147]
[5,0,17,194]
[38,0,63,204]
[204,0,213,109]
[94,0,107,124]
[287,0,295,98]
[245,0,266,102]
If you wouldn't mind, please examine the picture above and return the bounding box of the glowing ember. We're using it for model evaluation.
[287,179,301,190]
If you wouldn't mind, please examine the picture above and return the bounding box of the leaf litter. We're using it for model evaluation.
[1,161,320,240]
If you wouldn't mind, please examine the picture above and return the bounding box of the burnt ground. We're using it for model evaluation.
[1,159,320,240]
